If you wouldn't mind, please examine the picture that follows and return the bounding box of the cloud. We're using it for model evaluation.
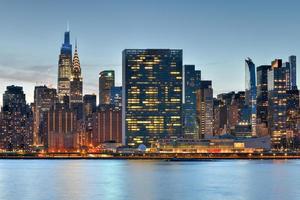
[0,64,56,85]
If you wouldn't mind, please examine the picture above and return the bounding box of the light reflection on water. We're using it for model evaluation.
[0,159,299,200]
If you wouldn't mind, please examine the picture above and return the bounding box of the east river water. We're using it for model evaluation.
[0,159,299,200]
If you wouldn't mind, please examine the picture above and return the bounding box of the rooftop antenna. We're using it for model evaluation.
[67,20,70,31]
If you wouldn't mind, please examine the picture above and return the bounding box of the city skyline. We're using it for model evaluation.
[1,0,300,104]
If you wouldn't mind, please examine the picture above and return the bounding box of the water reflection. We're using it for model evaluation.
[0,160,299,200]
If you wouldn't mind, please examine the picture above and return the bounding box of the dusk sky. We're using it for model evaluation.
[1,0,300,104]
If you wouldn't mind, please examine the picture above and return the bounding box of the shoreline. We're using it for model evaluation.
[1,152,300,160]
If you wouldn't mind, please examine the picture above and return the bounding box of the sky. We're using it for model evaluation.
[1,0,300,104]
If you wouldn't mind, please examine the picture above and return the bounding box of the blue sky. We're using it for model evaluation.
[0,0,300,104]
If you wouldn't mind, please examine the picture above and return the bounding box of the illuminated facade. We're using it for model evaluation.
[268,59,288,148]
[57,30,73,102]
[110,86,122,109]
[196,80,213,139]
[45,104,78,152]
[0,85,33,150]
[99,70,115,105]
[123,49,183,147]
[183,65,201,139]
[245,58,257,136]
[33,86,58,146]
[70,43,83,104]
[257,65,271,125]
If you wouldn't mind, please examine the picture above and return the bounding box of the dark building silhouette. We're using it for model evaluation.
[0,85,33,150]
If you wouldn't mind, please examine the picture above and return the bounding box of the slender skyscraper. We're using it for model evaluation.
[289,55,297,90]
[70,42,83,104]
[245,58,257,136]
[183,65,201,138]
[99,71,115,105]
[268,59,287,148]
[256,65,271,125]
[57,29,73,102]
[123,49,183,147]
[196,80,213,139]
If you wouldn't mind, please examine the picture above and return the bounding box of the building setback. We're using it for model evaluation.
[123,49,183,147]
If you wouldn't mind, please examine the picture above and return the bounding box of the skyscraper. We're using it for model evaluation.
[57,30,73,102]
[110,86,122,109]
[245,58,257,136]
[123,49,183,147]
[69,42,83,120]
[33,86,58,146]
[196,80,213,139]
[183,65,201,139]
[289,55,297,90]
[99,70,115,105]
[70,42,83,104]
[256,65,271,125]
[1,85,33,150]
[268,59,288,148]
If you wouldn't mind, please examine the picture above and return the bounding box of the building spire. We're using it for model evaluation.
[67,21,69,32]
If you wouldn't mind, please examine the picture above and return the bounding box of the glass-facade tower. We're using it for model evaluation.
[245,58,257,136]
[183,65,201,138]
[57,30,73,102]
[123,49,183,147]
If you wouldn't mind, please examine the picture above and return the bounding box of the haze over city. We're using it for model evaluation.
[1,0,300,104]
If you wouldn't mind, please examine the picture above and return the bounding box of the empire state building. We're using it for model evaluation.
[57,30,73,102]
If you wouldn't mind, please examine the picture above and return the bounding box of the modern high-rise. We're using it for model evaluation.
[110,86,122,109]
[57,30,73,102]
[99,70,115,105]
[256,65,271,125]
[245,58,257,136]
[33,86,58,146]
[0,85,33,150]
[183,65,201,139]
[70,43,83,104]
[268,59,288,148]
[123,49,183,147]
[289,55,297,90]
[196,80,213,139]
